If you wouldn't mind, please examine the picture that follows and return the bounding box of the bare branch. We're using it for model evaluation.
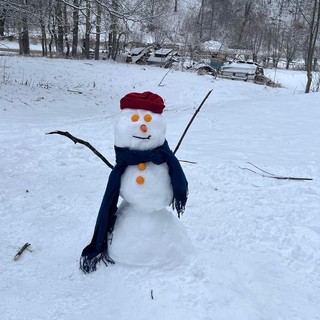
[14,243,31,261]
[173,90,213,155]
[239,162,313,181]
[158,67,173,86]
[46,130,114,169]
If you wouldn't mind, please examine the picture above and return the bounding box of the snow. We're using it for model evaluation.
[201,40,223,51]
[109,105,190,266]
[1,54,320,320]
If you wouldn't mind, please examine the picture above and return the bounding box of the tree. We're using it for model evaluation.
[55,0,64,54]
[37,0,49,56]
[303,0,320,92]
[18,0,30,54]
[0,6,6,37]
[237,0,253,47]
[94,0,102,60]
[71,0,79,57]
[283,18,304,69]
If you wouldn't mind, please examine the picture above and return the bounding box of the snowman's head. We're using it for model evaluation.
[114,92,166,151]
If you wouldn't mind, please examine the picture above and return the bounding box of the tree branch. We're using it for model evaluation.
[173,89,213,155]
[46,130,114,169]
[14,243,31,261]
[239,162,313,181]
[158,67,173,86]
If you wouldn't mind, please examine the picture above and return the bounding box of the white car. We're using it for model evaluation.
[220,61,263,81]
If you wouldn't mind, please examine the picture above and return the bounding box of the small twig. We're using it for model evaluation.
[67,89,83,94]
[14,243,31,261]
[239,163,313,181]
[178,159,197,164]
[151,290,154,300]
[158,67,172,86]
[246,162,276,176]
[174,89,213,155]
[46,130,114,169]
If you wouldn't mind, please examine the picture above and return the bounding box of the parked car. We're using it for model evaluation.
[147,48,180,67]
[126,47,152,64]
[220,61,264,81]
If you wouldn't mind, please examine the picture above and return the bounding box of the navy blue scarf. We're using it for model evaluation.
[80,140,188,273]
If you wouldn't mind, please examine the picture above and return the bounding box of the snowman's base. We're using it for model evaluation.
[108,201,193,266]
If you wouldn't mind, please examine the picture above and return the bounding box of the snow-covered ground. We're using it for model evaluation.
[1,55,320,320]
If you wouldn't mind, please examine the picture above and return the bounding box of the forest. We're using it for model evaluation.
[0,0,319,93]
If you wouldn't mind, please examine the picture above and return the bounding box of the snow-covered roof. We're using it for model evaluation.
[129,47,146,56]
[154,48,173,57]
[147,55,170,63]
[222,62,258,74]
[202,40,223,51]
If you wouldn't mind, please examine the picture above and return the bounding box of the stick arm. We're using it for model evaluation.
[46,130,114,169]
[173,89,213,155]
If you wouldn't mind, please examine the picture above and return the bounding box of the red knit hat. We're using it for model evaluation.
[120,91,165,114]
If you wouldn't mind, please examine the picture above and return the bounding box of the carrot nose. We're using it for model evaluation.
[140,124,148,132]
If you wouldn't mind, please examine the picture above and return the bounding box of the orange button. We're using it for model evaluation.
[138,163,146,171]
[136,176,145,184]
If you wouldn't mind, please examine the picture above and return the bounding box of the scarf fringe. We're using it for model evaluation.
[173,188,188,218]
[174,199,186,218]
[80,252,115,274]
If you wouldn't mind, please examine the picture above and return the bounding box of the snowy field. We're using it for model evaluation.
[1,55,320,320]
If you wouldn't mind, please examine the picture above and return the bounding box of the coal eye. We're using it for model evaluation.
[144,114,152,122]
[131,114,139,122]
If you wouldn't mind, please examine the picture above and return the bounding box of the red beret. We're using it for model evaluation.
[120,91,165,114]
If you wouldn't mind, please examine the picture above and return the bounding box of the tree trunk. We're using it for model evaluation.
[84,0,91,59]
[38,0,47,56]
[174,0,178,12]
[94,1,102,60]
[19,16,30,55]
[305,0,320,93]
[0,8,6,37]
[285,59,291,69]
[56,0,64,55]
[72,0,79,57]
[238,0,253,47]
[48,13,54,58]
[198,0,205,40]
[109,0,118,60]
[40,21,47,56]
[63,2,70,58]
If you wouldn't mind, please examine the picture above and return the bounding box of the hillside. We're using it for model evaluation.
[1,55,320,320]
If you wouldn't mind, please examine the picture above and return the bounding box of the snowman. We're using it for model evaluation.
[80,91,191,273]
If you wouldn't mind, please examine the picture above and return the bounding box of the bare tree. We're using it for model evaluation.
[237,0,253,47]
[94,0,101,60]
[84,0,91,59]
[18,0,30,54]
[37,0,48,56]
[70,0,79,57]
[55,0,64,54]
[302,0,320,92]
[283,18,304,69]
[0,6,6,37]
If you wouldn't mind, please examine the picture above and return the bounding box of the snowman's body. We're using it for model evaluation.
[108,107,192,266]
